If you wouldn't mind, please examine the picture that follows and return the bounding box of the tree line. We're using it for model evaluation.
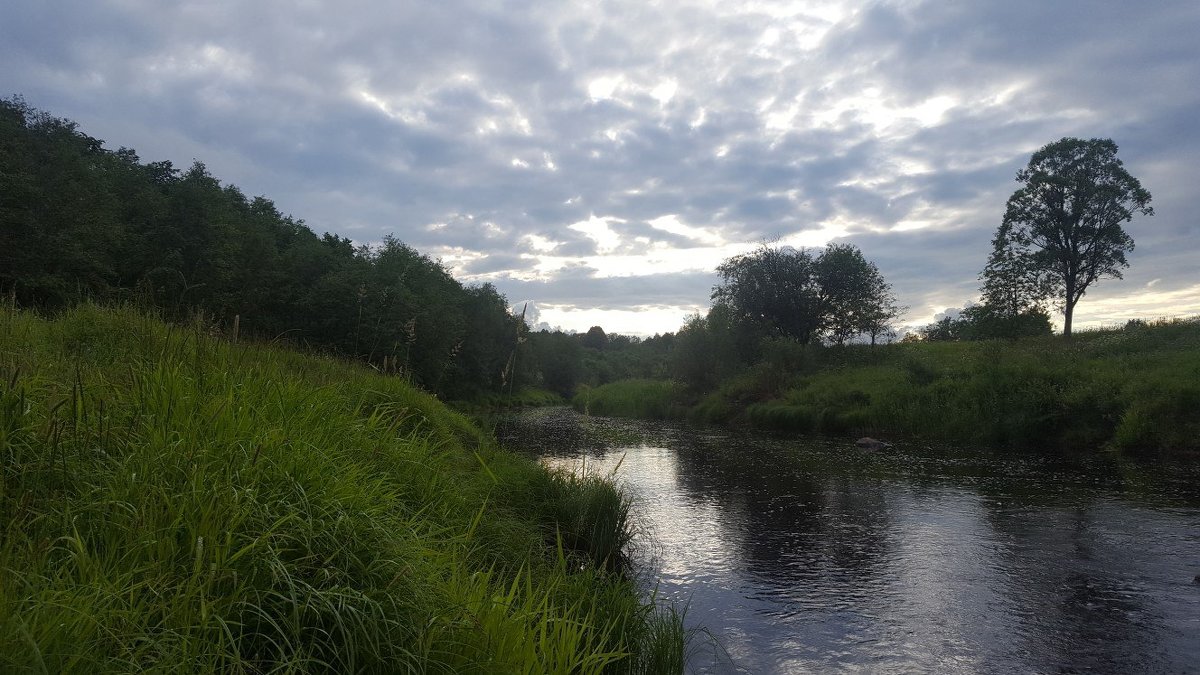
[1,97,535,398]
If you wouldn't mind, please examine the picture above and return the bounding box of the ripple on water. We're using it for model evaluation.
[499,408,1200,674]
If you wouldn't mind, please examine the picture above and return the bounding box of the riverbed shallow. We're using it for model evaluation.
[495,407,1200,674]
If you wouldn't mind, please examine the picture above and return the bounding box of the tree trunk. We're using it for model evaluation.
[1063,277,1076,338]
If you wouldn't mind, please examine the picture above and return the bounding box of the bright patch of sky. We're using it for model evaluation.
[568,215,624,255]
[537,304,707,337]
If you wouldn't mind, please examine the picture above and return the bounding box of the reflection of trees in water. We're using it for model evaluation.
[504,408,1198,673]
[507,410,897,594]
[668,431,895,595]
[981,502,1170,672]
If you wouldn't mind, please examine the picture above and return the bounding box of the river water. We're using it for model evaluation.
[496,407,1200,674]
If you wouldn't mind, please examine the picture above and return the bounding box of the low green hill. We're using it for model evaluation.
[0,305,682,673]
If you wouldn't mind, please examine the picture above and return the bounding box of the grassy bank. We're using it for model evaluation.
[454,387,566,413]
[581,318,1200,454]
[0,305,683,673]
[573,380,682,420]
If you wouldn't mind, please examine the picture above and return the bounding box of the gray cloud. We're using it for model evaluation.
[2,0,1197,332]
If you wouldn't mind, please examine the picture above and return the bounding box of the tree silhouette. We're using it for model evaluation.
[996,138,1152,336]
[712,244,897,346]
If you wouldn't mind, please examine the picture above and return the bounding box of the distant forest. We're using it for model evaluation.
[2,97,673,398]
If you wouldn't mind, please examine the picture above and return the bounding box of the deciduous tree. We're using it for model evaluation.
[711,243,897,346]
[713,245,823,344]
[818,243,899,346]
[997,137,1152,336]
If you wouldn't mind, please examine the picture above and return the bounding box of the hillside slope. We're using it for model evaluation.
[0,305,681,673]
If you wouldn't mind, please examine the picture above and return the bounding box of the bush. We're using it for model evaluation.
[573,380,680,420]
[1113,383,1200,453]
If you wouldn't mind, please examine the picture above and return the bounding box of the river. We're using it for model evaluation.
[496,407,1200,674]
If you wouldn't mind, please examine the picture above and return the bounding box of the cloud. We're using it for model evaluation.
[2,0,1197,334]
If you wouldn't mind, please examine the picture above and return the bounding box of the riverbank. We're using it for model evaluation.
[573,317,1200,454]
[0,305,683,672]
[451,387,567,415]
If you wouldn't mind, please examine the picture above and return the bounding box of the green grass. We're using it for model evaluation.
[572,381,682,420]
[590,318,1200,454]
[0,304,683,673]
[454,387,566,412]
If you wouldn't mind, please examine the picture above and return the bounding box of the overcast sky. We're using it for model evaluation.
[4,0,1198,334]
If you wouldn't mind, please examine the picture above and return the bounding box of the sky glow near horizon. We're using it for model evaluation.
[3,1,1198,335]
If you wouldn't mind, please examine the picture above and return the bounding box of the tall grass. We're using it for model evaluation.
[572,380,682,420]
[0,304,683,672]
[454,387,565,412]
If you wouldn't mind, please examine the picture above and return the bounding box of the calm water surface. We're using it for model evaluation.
[497,408,1200,674]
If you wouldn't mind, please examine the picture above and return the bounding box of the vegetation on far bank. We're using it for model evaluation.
[574,380,684,420]
[0,305,683,672]
[573,317,1200,454]
[562,137,1176,455]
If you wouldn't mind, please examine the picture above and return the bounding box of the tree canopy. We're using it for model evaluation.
[817,244,899,346]
[711,243,898,347]
[996,137,1153,336]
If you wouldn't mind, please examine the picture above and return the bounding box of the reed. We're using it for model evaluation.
[457,387,565,411]
[572,380,681,420]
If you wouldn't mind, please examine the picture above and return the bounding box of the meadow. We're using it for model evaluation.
[0,304,683,673]
[574,318,1200,454]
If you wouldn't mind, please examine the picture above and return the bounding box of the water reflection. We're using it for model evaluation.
[497,408,1200,674]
